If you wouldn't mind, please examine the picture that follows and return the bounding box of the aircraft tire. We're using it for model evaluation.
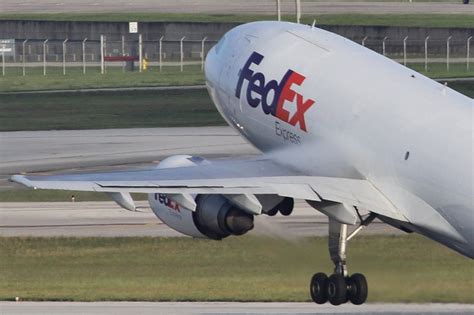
[278,198,294,216]
[348,273,368,305]
[327,274,347,305]
[266,208,278,216]
[310,272,328,304]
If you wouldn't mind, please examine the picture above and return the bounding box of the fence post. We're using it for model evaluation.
[43,39,48,76]
[403,36,408,66]
[139,33,143,73]
[424,35,429,72]
[295,0,301,24]
[159,36,164,72]
[2,44,4,76]
[100,35,105,74]
[180,36,185,72]
[104,35,107,73]
[22,39,28,76]
[62,39,68,75]
[382,36,388,56]
[467,36,472,71]
[276,0,281,21]
[447,36,452,72]
[121,35,125,72]
[201,36,207,71]
[82,38,87,74]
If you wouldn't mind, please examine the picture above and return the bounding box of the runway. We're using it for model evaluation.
[2,0,473,15]
[1,302,473,314]
[0,200,402,237]
[1,127,259,189]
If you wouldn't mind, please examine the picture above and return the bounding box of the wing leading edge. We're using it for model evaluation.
[10,158,407,222]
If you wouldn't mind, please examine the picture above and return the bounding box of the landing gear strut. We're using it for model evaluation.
[310,214,375,305]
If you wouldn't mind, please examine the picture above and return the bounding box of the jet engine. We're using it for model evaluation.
[148,155,254,240]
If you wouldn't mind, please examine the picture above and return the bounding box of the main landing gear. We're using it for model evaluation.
[310,214,375,305]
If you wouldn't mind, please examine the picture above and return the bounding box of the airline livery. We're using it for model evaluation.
[11,21,473,306]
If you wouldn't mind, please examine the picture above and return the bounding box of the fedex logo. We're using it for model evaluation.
[235,52,315,132]
[156,193,181,212]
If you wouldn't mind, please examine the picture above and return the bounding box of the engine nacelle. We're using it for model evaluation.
[148,155,254,239]
[149,192,204,237]
[149,193,254,240]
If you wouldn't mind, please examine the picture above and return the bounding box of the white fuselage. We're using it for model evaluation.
[205,21,474,258]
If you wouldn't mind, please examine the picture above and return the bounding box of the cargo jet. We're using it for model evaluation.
[11,21,473,306]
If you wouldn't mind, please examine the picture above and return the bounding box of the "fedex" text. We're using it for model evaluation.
[235,51,315,132]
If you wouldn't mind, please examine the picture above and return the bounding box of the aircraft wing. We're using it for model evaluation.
[10,157,407,222]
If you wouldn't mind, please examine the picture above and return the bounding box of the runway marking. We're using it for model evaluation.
[1,302,473,314]
[0,223,155,229]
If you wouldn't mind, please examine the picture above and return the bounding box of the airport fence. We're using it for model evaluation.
[0,34,473,76]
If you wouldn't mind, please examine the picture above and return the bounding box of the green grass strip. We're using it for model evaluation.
[0,89,224,131]
[0,235,472,302]
[0,66,205,93]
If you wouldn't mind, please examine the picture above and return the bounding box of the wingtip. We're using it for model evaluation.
[9,175,35,188]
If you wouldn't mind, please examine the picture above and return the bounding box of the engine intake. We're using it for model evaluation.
[193,194,254,240]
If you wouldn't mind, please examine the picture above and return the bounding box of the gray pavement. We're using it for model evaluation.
[1,0,473,15]
[1,302,473,314]
[0,200,402,237]
[0,127,259,189]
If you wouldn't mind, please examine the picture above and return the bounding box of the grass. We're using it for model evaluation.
[0,235,472,302]
[448,81,474,97]
[409,62,474,79]
[0,88,224,131]
[0,13,473,28]
[1,62,473,93]
[0,66,205,93]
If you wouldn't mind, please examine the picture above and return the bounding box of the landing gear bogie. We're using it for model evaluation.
[309,215,375,306]
[265,197,294,216]
[310,272,368,305]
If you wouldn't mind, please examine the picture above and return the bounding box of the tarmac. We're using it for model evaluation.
[0,200,402,237]
[0,126,259,189]
[2,0,473,15]
[1,302,473,314]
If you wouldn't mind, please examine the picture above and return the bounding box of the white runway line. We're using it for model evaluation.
[1,302,473,315]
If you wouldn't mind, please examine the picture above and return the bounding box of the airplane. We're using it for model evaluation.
[11,21,473,306]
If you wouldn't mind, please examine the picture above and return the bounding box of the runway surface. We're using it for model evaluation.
[0,200,402,237]
[2,0,473,15]
[1,127,259,189]
[1,302,473,314]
